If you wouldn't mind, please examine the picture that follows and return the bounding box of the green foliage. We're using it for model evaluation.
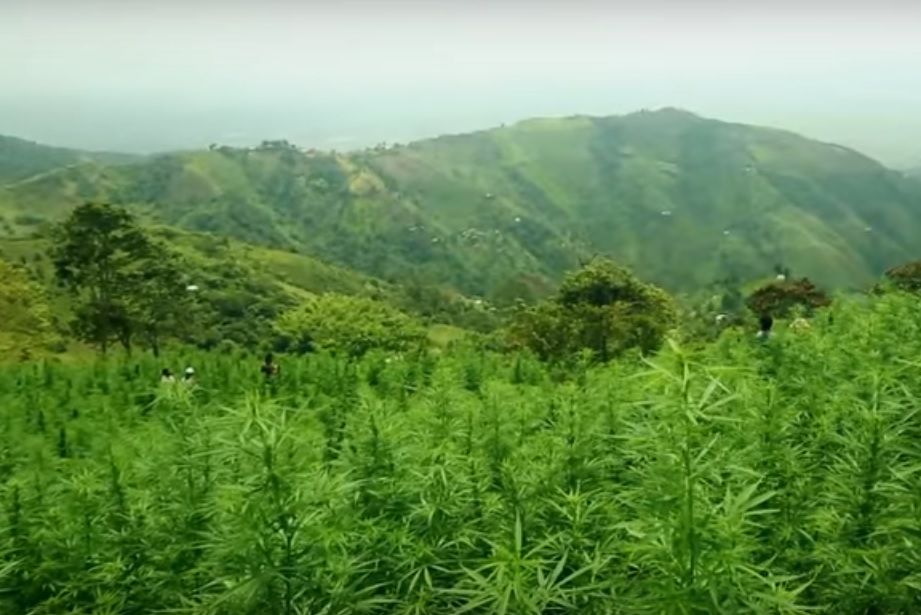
[397,277,501,333]
[1,294,921,613]
[3,228,484,351]
[52,203,152,353]
[507,300,576,361]
[51,203,194,354]
[745,277,832,317]
[131,246,197,356]
[275,293,426,357]
[0,260,59,359]
[510,258,676,361]
[884,260,921,293]
[181,264,293,351]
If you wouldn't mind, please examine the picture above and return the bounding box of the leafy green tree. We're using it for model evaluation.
[0,260,59,359]
[509,258,676,362]
[746,277,831,317]
[275,293,426,358]
[52,203,191,355]
[52,203,152,353]
[132,246,197,356]
[506,301,576,361]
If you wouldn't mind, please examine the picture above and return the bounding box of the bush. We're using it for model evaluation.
[275,293,426,357]
[0,259,60,359]
[508,258,676,361]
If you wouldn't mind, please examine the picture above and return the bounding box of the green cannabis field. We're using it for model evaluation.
[2,293,921,614]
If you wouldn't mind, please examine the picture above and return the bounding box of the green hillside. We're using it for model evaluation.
[0,134,139,183]
[2,109,920,298]
[0,221,491,355]
[0,229,387,349]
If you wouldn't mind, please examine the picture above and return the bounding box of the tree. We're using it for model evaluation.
[506,301,576,361]
[0,260,59,360]
[508,258,676,362]
[489,273,551,307]
[745,277,831,318]
[274,293,426,358]
[52,203,191,354]
[132,246,197,356]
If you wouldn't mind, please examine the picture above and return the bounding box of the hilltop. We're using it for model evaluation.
[2,109,920,300]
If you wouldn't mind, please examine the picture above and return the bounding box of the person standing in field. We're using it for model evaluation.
[261,353,280,396]
[757,314,773,340]
[261,353,280,379]
[182,366,196,385]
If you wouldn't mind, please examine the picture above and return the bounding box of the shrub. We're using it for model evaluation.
[0,259,60,359]
[275,293,426,357]
[509,258,676,361]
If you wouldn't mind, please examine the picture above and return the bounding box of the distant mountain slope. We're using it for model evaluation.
[369,109,921,292]
[2,109,920,296]
[0,135,139,183]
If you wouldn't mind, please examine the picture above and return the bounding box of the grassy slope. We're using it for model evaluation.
[0,228,387,301]
[0,228,477,353]
[2,109,920,296]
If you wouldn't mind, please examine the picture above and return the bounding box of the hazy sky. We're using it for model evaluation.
[2,0,920,166]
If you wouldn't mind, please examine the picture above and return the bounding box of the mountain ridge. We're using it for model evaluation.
[2,109,920,299]
[0,134,141,183]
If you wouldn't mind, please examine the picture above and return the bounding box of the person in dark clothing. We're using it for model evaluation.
[261,353,281,397]
[261,353,280,380]
[757,314,773,339]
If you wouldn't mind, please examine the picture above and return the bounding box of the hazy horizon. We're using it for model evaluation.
[2,0,921,167]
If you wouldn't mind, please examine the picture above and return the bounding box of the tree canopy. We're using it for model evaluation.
[0,260,59,360]
[274,293,426,358]
[509,258,676,362]
[51,203,194,354]
[745,277,831,318]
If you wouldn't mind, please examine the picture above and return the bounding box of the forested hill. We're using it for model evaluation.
[0,134,140,183]
[2,109,920,299]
